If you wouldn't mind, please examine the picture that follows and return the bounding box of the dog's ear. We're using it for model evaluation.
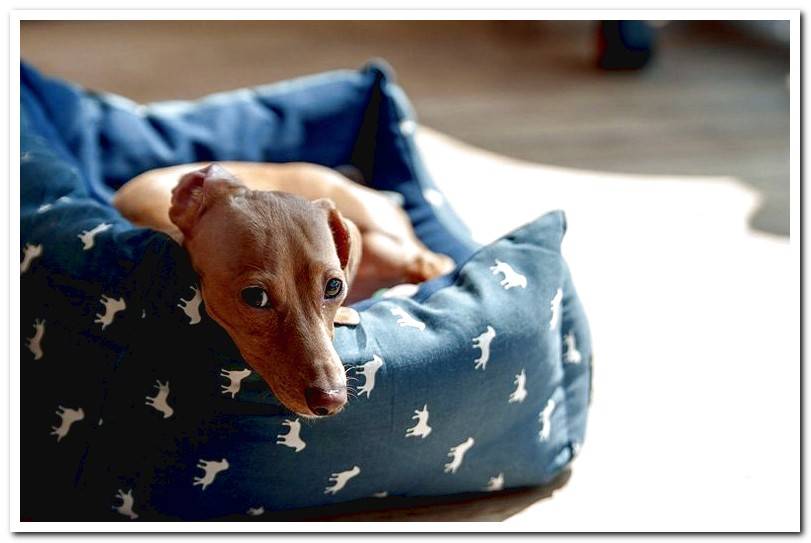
[169,164,243,236]
[313,198,361,288]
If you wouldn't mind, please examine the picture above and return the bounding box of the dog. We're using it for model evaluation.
[113,162,454,418]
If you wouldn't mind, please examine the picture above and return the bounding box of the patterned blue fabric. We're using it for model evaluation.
[20,62,592,521]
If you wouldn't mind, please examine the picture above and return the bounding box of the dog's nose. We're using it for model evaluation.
[305,387,347,417]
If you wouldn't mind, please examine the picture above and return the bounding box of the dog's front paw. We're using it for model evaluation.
[334,307,360,326]
[406,251,455,283]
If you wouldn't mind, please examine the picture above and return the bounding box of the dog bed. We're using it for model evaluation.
[20,61,593,521]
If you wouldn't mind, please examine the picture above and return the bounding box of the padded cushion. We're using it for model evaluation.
[20,62,592,521]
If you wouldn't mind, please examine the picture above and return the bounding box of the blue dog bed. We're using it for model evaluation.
[20,61,592,521]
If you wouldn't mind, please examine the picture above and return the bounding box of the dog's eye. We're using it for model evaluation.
[241,286,270,308]
[325,278,343,299]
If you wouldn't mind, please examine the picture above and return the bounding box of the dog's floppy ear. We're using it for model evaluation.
[313,198,362,288]
[169,163,243,236]
[314,199,362,327]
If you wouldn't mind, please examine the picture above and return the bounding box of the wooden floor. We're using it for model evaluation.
[20,20,789,236]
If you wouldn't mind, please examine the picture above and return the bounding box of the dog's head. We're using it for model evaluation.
[169,164,361,417]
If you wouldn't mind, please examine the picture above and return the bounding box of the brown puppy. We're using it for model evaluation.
[114,162,453,418]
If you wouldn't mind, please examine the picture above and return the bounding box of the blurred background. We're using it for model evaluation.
[21,20,789,235]
[18,20,796,528]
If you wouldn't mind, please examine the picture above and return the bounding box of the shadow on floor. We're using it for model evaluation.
[221,469,571,522]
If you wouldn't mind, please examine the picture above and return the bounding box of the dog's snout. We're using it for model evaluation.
[305,386,347,417]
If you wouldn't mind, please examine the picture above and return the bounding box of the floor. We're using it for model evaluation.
[20,20,790,236]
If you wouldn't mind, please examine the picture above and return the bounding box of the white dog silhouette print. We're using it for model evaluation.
[484,473,505,492]
[21,243,42,274]
[405,404,432,439]
[539,398,556,442]
[78,222,113,251]
[246,506,265,516]
[472,325,496,370]
[509,369,528,404]
[549,288,563,330]
[324,465,361,495]
[390,306,425,330]
[112,489,138,520]
[354,355,384,398]
[490,259,527,290]
[145,380,174,419]
[27,319,45,360]
[178,285,203,325]
[400,118,417,136]
[193,458,229,490]
[51,406,84,442]
[423,187,445,207]
[563,332,582,364]
[95,295,126,330]
[444,437,475,474]
[38,197,68,213]
[276,418,307,452]
[220,368,252,398]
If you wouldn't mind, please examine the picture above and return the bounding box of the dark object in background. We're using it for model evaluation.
[597,21,656,70]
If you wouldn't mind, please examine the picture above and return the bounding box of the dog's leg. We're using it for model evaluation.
[358,231,454,284]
